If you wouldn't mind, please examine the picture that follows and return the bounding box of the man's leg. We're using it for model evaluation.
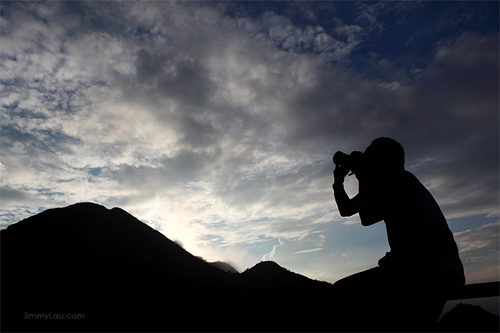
[330,266,447,331]
[331,267,389,330]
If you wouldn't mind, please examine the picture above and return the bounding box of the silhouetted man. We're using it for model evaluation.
[331,137,465,331]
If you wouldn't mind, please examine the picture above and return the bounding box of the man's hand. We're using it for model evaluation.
[333,164,350,186]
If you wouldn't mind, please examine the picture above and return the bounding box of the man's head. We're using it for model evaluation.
[363,137,405,171]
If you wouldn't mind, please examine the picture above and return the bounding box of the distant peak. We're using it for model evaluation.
[255,261,282,268]
[63,202,110,212]
[244,260,285,274]
[69,202,107,208]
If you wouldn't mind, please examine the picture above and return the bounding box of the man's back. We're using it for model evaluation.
[353,168,465,286]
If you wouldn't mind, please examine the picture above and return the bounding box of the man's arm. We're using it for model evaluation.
[332,165,359,217]
[353,173,384,226]
[333,165,383,225]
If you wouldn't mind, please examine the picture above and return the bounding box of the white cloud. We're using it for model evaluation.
[262,237,284,261]
[454,221,499,284]
[294,247,323,254]
[454,221,499,261]
[464,265,499,285]
[341,217,360,226]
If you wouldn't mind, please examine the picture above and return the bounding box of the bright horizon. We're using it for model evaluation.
[1,1,498,294]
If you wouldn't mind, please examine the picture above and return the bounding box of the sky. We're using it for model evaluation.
[1,1,499,291]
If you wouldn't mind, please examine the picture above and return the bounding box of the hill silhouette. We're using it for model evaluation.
[1,202,497,332]
[1,203,333,331]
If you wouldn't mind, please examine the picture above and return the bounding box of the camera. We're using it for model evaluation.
[333,151,363,174]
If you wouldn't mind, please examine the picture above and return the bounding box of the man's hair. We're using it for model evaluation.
[365,137,405,169]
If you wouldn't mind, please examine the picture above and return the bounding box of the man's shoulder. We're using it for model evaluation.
[378,168,412,179]
[377,169,423,189]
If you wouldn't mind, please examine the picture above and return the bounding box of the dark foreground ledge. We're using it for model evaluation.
[448,281,500,301]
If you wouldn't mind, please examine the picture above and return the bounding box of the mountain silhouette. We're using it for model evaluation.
[1,202,496,332]
[1,203,231,331]
[2,202,226,280]
[241,260,327,288]
[1,203,332,332]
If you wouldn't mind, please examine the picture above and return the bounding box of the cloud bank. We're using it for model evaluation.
[1,1,498,282]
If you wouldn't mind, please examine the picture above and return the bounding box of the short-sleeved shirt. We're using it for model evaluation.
[353,168,465,287]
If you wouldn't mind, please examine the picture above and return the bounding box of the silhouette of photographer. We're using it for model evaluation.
[331,137,465,331]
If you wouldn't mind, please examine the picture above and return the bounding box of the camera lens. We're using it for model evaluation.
[333,151,350,166]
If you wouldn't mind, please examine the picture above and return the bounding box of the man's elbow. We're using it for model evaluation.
[337,200,359,217]
[360,213,382,226]
[338,207,357,217]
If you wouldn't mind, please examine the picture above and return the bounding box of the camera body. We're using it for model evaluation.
[333,151,363,174]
